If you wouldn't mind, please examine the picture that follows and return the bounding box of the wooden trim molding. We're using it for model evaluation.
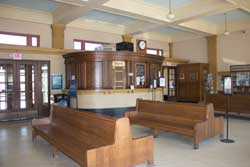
[65,88,163,95]
[0,44,75,55]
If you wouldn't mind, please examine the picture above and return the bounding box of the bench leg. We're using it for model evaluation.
[147,161,155,167]
[153,129,159,138]
[52,147,59,158]
[32,129,37,142]
[193,143,199,149]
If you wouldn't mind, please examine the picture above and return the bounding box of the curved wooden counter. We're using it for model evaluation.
[63,51,164,90]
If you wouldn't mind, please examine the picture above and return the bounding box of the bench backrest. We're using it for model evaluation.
[51,104,117,147]
[136,99,210,121]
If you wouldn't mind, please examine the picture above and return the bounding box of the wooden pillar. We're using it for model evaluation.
[51,24,65,49]
[122,34,133,42]
[168,43,173,58]
[206,35,218,92]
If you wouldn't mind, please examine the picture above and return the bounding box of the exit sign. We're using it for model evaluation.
[9,53,23,60]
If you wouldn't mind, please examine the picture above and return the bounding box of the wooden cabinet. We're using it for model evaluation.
[207,93,250,115]
[176,63,209,102]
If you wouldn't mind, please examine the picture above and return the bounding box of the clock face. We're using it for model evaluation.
[139,40,146,50]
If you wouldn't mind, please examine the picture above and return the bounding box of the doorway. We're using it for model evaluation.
[163,66,177,101]
[0,59,50,121]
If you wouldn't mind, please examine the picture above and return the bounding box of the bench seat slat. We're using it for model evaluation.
[130,117,194,136]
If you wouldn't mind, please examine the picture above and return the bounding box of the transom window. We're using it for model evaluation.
[146,48,164,56]
[74,39,109,51]
[0,31,40,47]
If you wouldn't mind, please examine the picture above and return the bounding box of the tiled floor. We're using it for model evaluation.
[0,118,250,167]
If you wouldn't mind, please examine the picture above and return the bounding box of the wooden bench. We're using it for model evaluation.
[32,104,154,167]
[124,99,224,149]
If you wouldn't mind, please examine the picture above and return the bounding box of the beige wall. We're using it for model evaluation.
[65,26,169,56]
[64,27,122,49]
[217,29,250,72]
[0,18,52,48]
[172,37,208,63]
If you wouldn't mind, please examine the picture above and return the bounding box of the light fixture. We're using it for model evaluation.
[167,0,175,20]
[224,13,230,36]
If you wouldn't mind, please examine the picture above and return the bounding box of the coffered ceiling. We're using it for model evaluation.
[0,0,250,42]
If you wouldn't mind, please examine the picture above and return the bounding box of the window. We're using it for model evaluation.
[74,39,109,51]
[0,31,40,47]
[146,48,164,56]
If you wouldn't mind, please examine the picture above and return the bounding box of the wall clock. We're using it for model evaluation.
[136,40,147,54]
[139,40,146,50]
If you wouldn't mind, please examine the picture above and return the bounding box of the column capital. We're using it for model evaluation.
[122,34,133,43]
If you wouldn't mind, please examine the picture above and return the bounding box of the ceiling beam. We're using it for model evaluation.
[99,0,238,35]
[52,0,108,24]
[224,0,250,12]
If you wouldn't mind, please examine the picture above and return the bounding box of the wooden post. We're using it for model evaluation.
[206,36,218,92]
[51,24,65,49]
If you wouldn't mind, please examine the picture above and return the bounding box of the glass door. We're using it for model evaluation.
[0,60,16,120]
[37,61,50,117]
[0,60,50,121]
[167,66,177,101]
[16,61,38,118]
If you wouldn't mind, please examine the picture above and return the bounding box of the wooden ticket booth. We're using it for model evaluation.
[63,51,164,116]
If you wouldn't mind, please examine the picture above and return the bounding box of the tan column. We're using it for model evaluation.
[51,24,65,49]
[206,35,218,92]
[168,43,173,58]
[122,34,133,42]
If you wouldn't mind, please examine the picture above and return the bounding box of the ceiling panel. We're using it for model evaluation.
[204,9,250,24]
[0,0,59,12]
[144,0,193,9]
[83,10,142,25]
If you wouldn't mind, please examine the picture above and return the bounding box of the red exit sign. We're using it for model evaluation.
[9,53,23,60]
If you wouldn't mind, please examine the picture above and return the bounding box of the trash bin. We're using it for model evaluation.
[53,94,69,107]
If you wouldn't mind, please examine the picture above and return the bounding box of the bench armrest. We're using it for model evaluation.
[32,117,51,126]
[124,111,138,118]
